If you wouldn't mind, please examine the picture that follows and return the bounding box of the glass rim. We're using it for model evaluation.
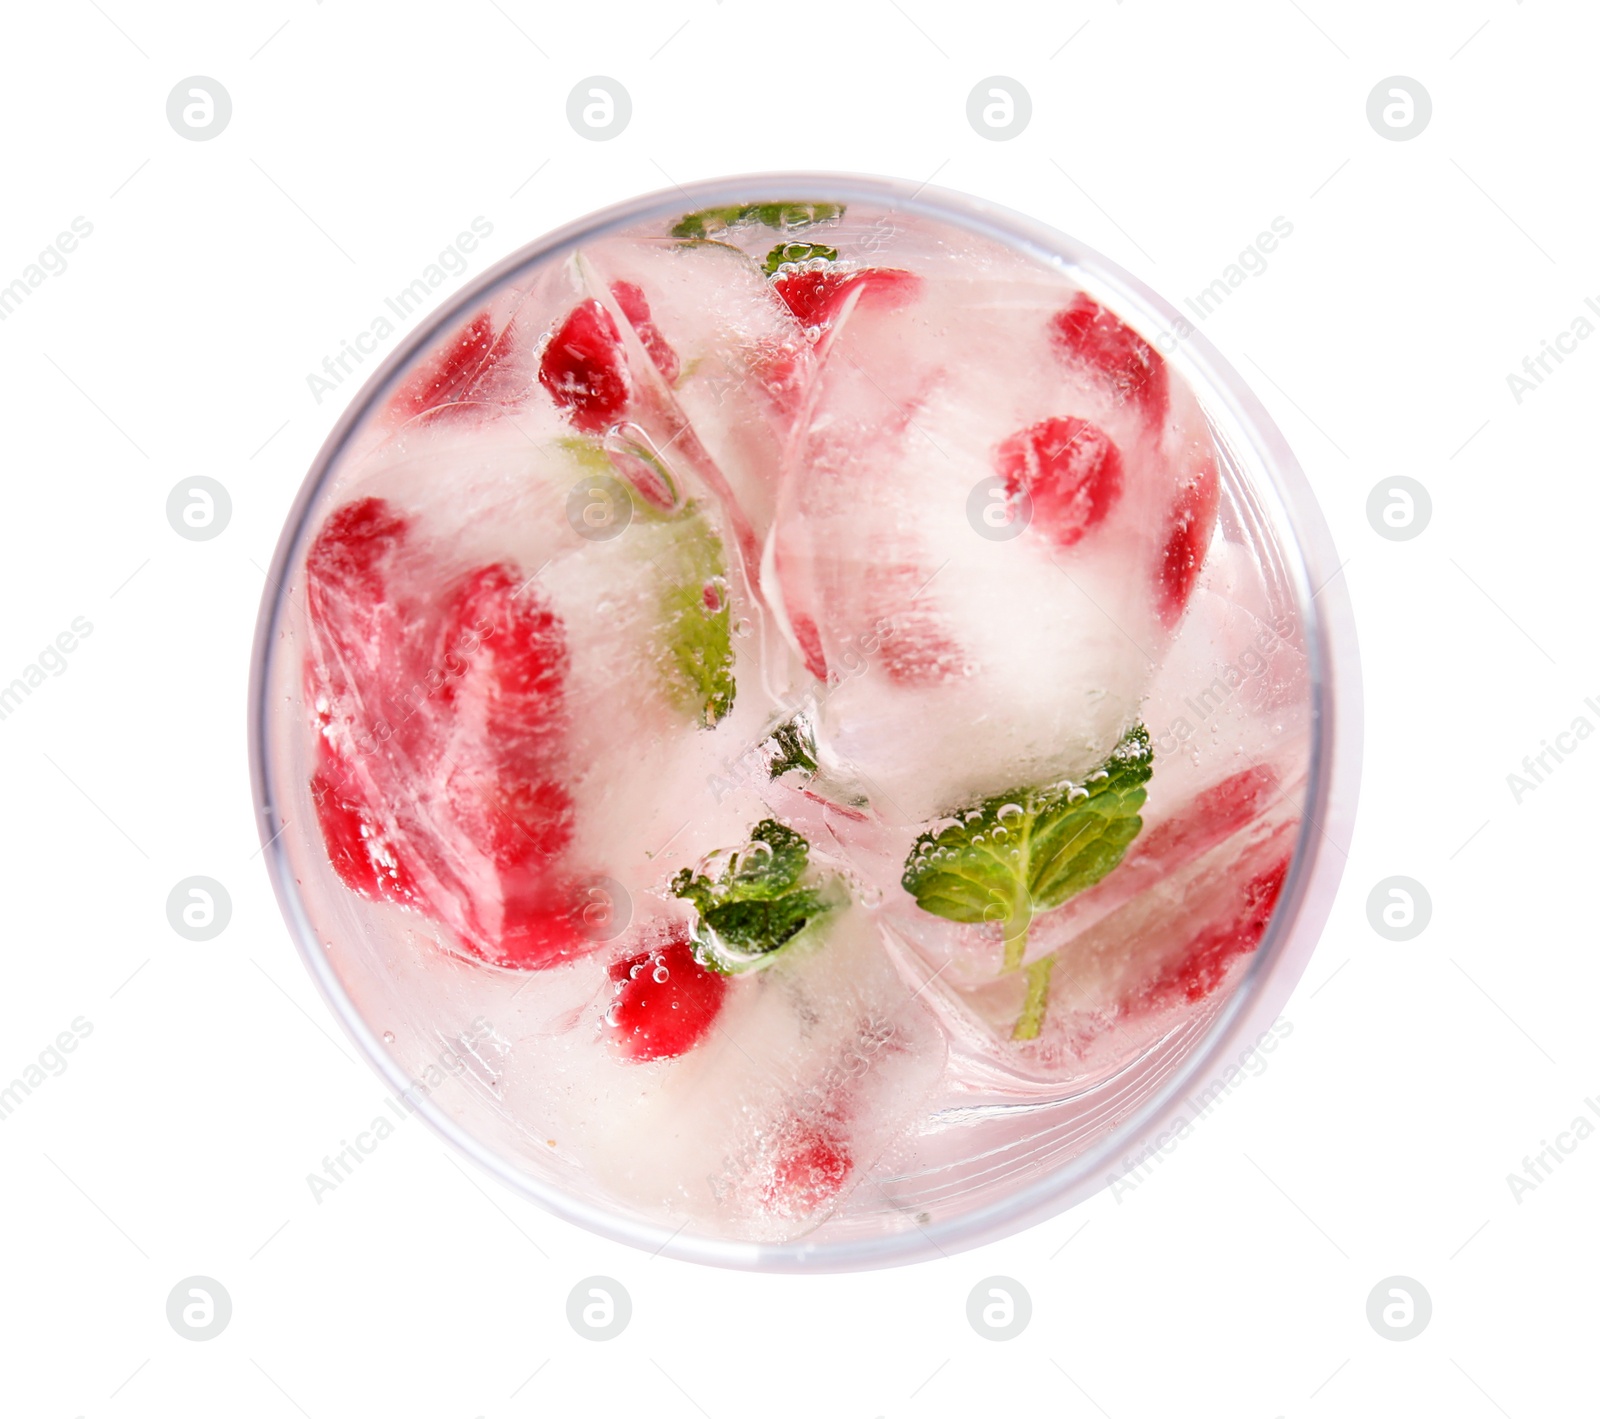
[248,169,1362,1272]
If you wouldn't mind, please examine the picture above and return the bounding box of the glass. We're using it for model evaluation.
[249,173,1360,1271]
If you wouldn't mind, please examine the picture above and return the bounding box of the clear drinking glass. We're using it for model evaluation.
[249,173,1361,1271]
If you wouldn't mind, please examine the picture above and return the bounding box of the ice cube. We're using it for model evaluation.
[496,899,948,1240]
[885,796,1299,1084]
[764,263,1217,823]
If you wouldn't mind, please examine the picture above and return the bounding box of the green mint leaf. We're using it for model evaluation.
[670,201,845,242]
[655,500,736,728]
[900,724,1154,972]
[561,438,734,728]
[761,241,839,276]
[671,819,839,973]
[765,716,819,780]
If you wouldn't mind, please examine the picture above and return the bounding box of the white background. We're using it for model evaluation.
[0,0,1594,1414]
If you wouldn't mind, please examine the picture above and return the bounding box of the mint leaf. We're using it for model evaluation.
[655,501,736,727]
[560,438,734,728]
[670,202,845,242]
[671,819,840,973]
[901,724,1153,977]
[762,241,839,276]
[765,716,819,780]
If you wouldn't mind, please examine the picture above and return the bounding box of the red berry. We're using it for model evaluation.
[748,336,808,417]
[609,280,680,384]
[771,266,918,329]
[390,312,524,423]
[308,740,418,906]
[433,563,580,969]
[304,500,431,910]
[304,499,589,972]
[762,1123,852,1215]
[1049,293,1169,428]
[869,562,968,687]
[1135,765,1277,870]
[304,496,410,608]
[538,298,630,432]
[790,612,829,682]
[1136,855,1290,1010]
[494,893,591,971]
[605,927,728,1062]
[996,415,1123,551]
[1155,458,1220,627]
[303,497,429,761]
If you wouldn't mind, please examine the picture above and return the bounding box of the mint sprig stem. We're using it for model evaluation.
[1001,904,1032,974]
[901,725,1153,1042]
[1014,955,1056,1041]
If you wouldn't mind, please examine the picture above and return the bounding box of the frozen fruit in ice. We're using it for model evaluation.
[609,279,680,383]
[1131,856,1290,1011]
[771,265,919,329]
[995,415,1124,552]
[434,562,572,870]
[389,311,528,422]
[309,740,416,905]
[1049,293,1168,427]
[304,495,410,617]
[1134,765,1278,872]
[538,299,629,432]
[1155,457,1221,627]
[605,926,728,1061]
[761,1122,852,1216]
[304,498,590,971]
[432,562,585,970]
[303,497,428,764]
[789,611,828,681]
[868,561,970,687]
